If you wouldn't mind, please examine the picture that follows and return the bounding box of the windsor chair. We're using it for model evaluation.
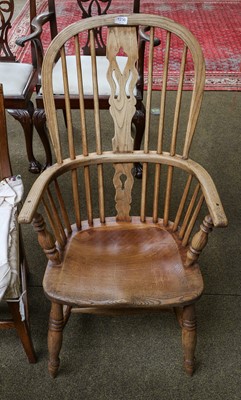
[19,14,227,377]
[29,0,159,177]
[0,84,36,363]
[0,0,50,173]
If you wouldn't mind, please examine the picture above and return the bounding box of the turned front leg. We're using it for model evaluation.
[48,302,64,378]
[182,304,197,376]
[185,215,213,267]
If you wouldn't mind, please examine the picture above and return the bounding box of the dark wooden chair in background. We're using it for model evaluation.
[0,0,50,173]
[19,14,227,378]
[23,0,159,178]
[0,84,36,363]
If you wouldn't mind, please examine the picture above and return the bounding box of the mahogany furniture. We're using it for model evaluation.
[19,14,227,377]
[0,0,50,173]
[0,84,36,363]
[29,0,159,178]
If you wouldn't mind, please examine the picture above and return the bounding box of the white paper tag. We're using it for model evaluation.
[115,16,128,25]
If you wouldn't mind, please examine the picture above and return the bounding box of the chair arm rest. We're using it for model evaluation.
[18,154,228,229]
[18,163,61,224]
[16,12,55,47]
[186,159,228,228]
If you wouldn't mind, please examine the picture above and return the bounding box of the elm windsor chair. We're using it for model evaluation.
[19,14,227,377]
[0,84,36,363]
[28,0,159,178]
[0,0,50,173]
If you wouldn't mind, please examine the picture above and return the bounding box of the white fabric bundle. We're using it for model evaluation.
[0,176,23,300]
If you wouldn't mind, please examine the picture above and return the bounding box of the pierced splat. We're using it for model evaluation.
[77,0,111,19]
[107,26,138,221]
[113,163,134,222]
[77,0,112,55]
[0,0,15,61]
[107,26,138,153]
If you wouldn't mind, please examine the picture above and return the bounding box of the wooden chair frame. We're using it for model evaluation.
[0,0,50,173]
[19,14,227,377]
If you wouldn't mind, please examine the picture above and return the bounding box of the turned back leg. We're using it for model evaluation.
[182,304,197,376]
[7,301,36,363]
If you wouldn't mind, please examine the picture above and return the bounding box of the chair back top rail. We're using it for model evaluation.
[42,13,205,164]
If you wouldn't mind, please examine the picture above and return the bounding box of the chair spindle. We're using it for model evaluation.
[46,188,67,243]
[143,27,154,154]
[163,165,173,226]
[157,31,171,154]
[178,183,200,240]
[97,164,105,223]
[90,28,102,155]
[182,193,204,247]
[84,166,93,225]
[152,163,162,223]
[60,47,75,159]
[170,44,187,156]
[71,169,81,229]
[54,180,72,234]
[42,195,66,248]
[140,163,148,222]
[172,174,193,232]
[74,34,89,156]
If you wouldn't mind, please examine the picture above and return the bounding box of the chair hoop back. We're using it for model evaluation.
[42,13,205,164]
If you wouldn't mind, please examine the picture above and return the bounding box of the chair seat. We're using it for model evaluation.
[42,55,137,96]
[0,63,34,96]
[43,219,204,308]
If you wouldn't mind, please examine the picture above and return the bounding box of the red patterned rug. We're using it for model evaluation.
[9,0,241,90]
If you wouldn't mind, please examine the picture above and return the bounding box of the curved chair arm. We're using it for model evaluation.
[15,12,55,88]
[18,162,61,225]
[185,158,227,228]
[16,12,54,48]
[139,26,161,47]
[18,153,228,229]
[16,12,55,48]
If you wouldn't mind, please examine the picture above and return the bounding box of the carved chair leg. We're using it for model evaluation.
[7,301,37,363]
[7,101,42,174]
[132,101,145,179]
[33,108,52,170]
[48,302,64,378]
[182,304,197,376]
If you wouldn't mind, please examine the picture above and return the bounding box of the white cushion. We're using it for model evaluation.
[48,55,137,96]
[2,213,20,299]
[0,176,24,300]
[0,63,34,96]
